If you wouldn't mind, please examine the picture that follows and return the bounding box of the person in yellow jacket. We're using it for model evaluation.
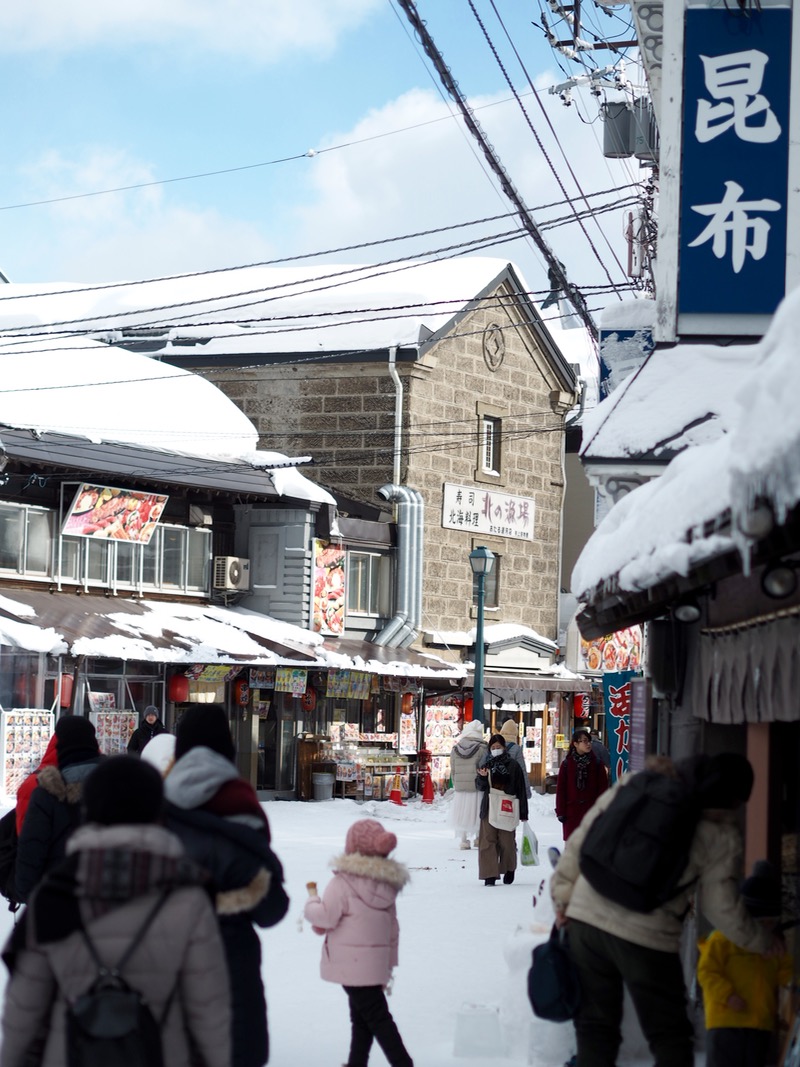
[698,860,793,1067]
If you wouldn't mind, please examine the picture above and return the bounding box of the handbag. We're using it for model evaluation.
[487,771,520,831]
[527,925,581,1022]
[520,820,539,866]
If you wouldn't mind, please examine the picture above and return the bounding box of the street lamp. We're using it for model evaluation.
[469,546,495,725]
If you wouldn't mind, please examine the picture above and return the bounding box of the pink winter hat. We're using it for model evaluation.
[345,818,397,857]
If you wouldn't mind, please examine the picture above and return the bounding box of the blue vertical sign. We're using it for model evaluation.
[603,670,635,783]
[679,8,792,316]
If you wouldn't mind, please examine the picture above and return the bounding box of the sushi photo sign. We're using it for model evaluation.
[63,483,168,544]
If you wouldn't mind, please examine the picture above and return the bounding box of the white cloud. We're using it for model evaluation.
[1,148,275,280]
[0,0,381,58]
[292,87,640,298]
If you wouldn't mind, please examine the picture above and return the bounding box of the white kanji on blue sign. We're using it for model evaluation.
[679,9,791,317]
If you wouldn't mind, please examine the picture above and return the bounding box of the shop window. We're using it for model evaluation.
[472,555,500,609]
[346,552,390,618]
[0,504,52,574]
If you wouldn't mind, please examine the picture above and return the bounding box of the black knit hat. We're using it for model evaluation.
[741,860,781,918]
[83,755,164,826]
[174,704,235,762]
[55,715,99,769]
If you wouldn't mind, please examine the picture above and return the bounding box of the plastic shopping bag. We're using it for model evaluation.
[521,820,539,866]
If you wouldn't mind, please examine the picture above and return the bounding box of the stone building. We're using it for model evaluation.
[154,258,581,647]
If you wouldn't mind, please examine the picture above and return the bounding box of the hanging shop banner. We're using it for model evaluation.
[678,6,792,321]
[313,540,345,635]
[327,670,351,699]
[603,670,636,783]
[441,483,535,541]
[1,710,54,798]
[346,671,371,701]
[185,664,242,684]
[274,667,307,696]
[399,711,418,755]
[63,484,168,544]
[580,626,643,674]
[249,668,275,689]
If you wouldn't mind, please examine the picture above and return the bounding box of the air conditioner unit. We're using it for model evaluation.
[213,556,251,592]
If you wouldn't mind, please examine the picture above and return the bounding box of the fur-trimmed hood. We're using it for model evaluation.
[331,851,410,896]
[36,760,99,805]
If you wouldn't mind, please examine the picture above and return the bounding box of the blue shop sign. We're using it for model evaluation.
[679,7,792,317]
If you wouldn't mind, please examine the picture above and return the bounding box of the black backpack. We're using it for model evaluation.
[0,808,21,912]
[527,925,581,1022]
[64,889,174,1067]
[578,770,700,913]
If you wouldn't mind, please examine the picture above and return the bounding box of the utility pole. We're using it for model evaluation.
[394,0,598,341]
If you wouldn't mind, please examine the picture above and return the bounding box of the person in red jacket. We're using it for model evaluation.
[555,728,608,840]
[15,734,58,835]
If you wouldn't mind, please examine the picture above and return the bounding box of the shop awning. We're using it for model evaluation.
[321,638,467,681]
[464,672,591,696]
[0,589,466,679]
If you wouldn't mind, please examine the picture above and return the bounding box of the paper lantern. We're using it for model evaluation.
[463,696,474,722]
[168,675,190,703]
[400,693,414,716]
[59,674,74,708]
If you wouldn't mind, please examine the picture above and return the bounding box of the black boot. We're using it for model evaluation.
[503,871,515,884]
[484,877,497,886]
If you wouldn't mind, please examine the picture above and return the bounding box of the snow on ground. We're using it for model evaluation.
[0,791,706,1067]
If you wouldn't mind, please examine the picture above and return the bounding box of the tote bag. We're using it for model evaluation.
[487,772,520,831]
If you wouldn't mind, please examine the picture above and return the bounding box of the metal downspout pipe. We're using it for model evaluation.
[373,484,413,646]
[398,487,424,647]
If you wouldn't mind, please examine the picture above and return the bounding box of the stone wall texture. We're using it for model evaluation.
[193,281,570,642]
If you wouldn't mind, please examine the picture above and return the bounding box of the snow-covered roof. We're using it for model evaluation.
[573,284,800,601]
[0,258,525,356]
[599,297,656,331]
[0,334,333,504]
[424,622,558,650]
[581,336,758,462]
[0,591,464,678]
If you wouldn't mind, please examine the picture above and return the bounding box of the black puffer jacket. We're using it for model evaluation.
[127,717,167,755]
[164,747,288,1067]
[476,752,529,823]
[15,759,102,903]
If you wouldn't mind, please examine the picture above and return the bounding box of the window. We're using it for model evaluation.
[0,504,51,574]
[347,552,383,616]
[472,555,500,609]
[481,416,501,475]
[0,501,211,595]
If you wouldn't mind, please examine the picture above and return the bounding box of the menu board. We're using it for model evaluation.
[399,711,417,755]
[1,710,55,798]
[422,703,461,756]
[89,711,139,756]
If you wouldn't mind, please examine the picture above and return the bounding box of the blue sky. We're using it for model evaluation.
[0,0,645,321]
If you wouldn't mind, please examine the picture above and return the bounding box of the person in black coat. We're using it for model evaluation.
[163,704,288,1067]
[127,705,168,755]
[15,715,102,902]
[475,733,529,887]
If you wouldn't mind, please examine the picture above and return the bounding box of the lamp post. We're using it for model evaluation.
[469,546,495,725]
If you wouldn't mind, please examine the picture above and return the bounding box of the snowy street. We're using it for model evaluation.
[0,790,708,1067]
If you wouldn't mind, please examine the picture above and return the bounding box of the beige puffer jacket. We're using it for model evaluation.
[550,778,772,956]
[1,823,231,1067]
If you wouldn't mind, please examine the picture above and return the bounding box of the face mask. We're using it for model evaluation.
[491,748,504,756]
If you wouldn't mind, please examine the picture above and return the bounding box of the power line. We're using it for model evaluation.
[392,0,599,340]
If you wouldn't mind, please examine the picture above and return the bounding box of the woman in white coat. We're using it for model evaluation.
[449,720,487,849]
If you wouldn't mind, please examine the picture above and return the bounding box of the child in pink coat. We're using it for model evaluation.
[304,818,413,1067]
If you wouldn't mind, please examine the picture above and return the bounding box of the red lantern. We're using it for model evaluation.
[168,675,190,703]
[400,693,414,716]
[574,693,590,719]
[236,680,250,706]
[301,686,316,713]
[463,696,474,722]
[59,674,74,709]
